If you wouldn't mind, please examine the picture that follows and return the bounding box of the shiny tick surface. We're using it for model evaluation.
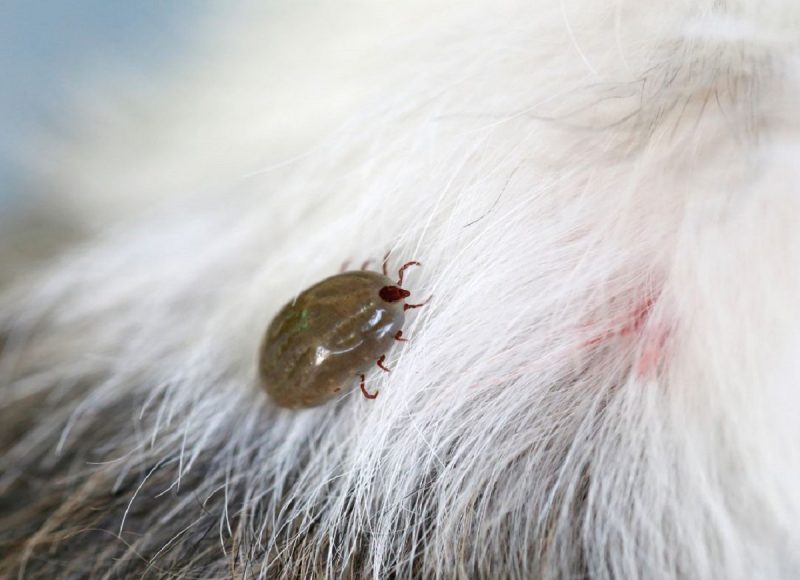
[259,261,426,408]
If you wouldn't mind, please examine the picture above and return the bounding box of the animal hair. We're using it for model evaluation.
[2,0,800,578]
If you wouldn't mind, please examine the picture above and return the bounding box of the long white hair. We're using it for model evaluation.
[2,0,800,577]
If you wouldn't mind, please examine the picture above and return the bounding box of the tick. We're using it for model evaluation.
[258,257,429,408]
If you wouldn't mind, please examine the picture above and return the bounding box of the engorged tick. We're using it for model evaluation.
[258,257,429,408]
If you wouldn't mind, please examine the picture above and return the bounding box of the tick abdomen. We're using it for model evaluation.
[259,270,405,408]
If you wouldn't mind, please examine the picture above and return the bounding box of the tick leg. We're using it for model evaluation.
[394,330,408,342]
[359,373,378,400]
[382,250,391,276]
[404,295,432,311]
[376,354,391,372]
[339,259,351,273]
[360,259,372,270]
[396,261,421,286]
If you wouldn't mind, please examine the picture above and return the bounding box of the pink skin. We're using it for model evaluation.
[583,295,669,378]
[636,327,669,377]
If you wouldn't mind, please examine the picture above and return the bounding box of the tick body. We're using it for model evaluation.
[259,264,426,409]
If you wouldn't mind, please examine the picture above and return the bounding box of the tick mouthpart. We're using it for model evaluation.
[379,285,411,303]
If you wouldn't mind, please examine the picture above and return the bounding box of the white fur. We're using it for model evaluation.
[2,0,800,578]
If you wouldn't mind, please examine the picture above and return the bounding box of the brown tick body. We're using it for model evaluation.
[259,261,427,408]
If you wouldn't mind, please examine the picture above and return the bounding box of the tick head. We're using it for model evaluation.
[379,285,411,303]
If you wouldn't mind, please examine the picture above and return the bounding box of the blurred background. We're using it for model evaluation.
[0,0,429,289]
[0,1,214,286]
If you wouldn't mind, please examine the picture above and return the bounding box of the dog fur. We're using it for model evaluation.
[2,0,800,577]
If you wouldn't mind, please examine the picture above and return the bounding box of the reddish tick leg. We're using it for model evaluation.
[376,354,391,373]
[382,250,391,276]
[394,330,408,342]
[359,374,378,400]
[360,259,372,270]
[339,260,351,273]
[404,295,432,311]
[396,261,421,286]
